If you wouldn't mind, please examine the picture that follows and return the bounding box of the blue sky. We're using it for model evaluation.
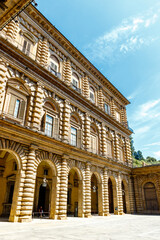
[37,0,160,159]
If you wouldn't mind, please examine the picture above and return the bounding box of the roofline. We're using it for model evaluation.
[24,4,130,105]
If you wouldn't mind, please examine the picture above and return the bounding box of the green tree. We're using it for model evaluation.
[130,136,135,157]
[134,150,144,160]
[146,156,157,163]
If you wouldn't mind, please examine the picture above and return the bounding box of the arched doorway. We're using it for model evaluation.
[34,160,57,219]
[91,173,98,215]
[0,150,20,221]
[67,168,83,217]
[144,182,159,212]
[122,181,126,213]
[108,178,114,213]
[38,184,50,213]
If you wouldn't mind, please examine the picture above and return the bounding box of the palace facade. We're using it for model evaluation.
[0,4,159,222]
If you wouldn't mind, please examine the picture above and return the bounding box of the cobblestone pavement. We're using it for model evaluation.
[0,215,160,240]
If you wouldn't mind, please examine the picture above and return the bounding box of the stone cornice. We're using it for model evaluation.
[0,37,132,136]
[0,0,32,29]
[132,165,160,175]
[24,5,130,106]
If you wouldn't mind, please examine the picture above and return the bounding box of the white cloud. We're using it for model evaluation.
[135,126,150,135]
[133,98,160,122]
[145,142,160,147]
[154,151,160,159]
[84,6,160,62]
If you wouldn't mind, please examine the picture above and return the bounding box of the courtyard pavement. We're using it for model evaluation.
[0,214,160,240]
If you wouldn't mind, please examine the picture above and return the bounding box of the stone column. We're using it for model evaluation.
[117,173,123,215]
[5,20,19,42]
[125,138,132,167]
[103,168,109,216]
[31,83,44,130]
[84,113,90,151]
[115,133,120,161]
[62,57,72,85]
[128,176,136,213]
[84,162,91,217]
[110,97,115,119]
[82,74,89,99]
[101,124,107,156]
[97,87,104,109]
[62,100,70,143]
[0,59,7,114]
[19,144,38,222]
[36,38,49,67]
[58,154,69,220]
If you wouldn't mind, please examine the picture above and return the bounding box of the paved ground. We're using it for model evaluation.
[0,215,160,240]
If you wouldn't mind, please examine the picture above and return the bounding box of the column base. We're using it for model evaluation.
[84,214,92,218]
[19,216,32,223]
[57,215,67,220]
[103,213,110,216]
[9,215,19,222]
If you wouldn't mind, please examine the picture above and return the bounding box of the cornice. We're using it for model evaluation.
[0,0,32,29]
[0,37,132,136]
[24,5,130,106]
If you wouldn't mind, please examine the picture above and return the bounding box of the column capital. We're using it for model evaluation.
[29,144,39,151]
[62,154,70,160]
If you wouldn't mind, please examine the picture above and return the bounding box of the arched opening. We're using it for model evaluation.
[67,168,83,217]
[34,160,57,219]
[38,184,50,213]
[144,182,159,212]
[91,173,98,215]
[108,178,114,213]
[0,150,20,221]
[122,181,126,213]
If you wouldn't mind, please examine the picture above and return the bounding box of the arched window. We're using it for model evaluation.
[72,73,79,91]
[90,124,98,154]
[70,113,82,148]
[20,31,36,58]
[49,55,59,75]
[89,87,95,103]
[41,101,59,138]
[3,79,30,124]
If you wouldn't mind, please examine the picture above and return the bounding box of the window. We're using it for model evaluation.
[45,114,53,137]
[89,87,95,103]
[3,80,29,123]
[90,125,98,154]
[72,74,79,91]
[22,39,32,56]
[7,94,26,120]
[44,169,48,176]
[41,101,59,139]
[115,111,121,122]
[49,56,59,75]
[106,140,112,157]
[119,146,124,161]
[104,103,110,115]
[71,127,77,146]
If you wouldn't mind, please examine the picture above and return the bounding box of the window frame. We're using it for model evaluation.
[104,103,110,115]
[90,125,98,154]
[3,83,28,124]
[42,101,59,139]
[89,86,95,103]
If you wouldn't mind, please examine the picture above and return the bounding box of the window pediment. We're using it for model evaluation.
[7,79,30,96]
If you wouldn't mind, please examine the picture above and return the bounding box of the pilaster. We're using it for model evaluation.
[58,154,69,220]
[62,100,70,143]
[31,83,44,130]
[84,162,91,217]
[82,74,89,99]
[0,59,8,114]
[103,168,110,216]
[62,58,72,85]
[117,173,123,215]
[36,38,49,67]
[19,144,38,222]
[84,113,90,151]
